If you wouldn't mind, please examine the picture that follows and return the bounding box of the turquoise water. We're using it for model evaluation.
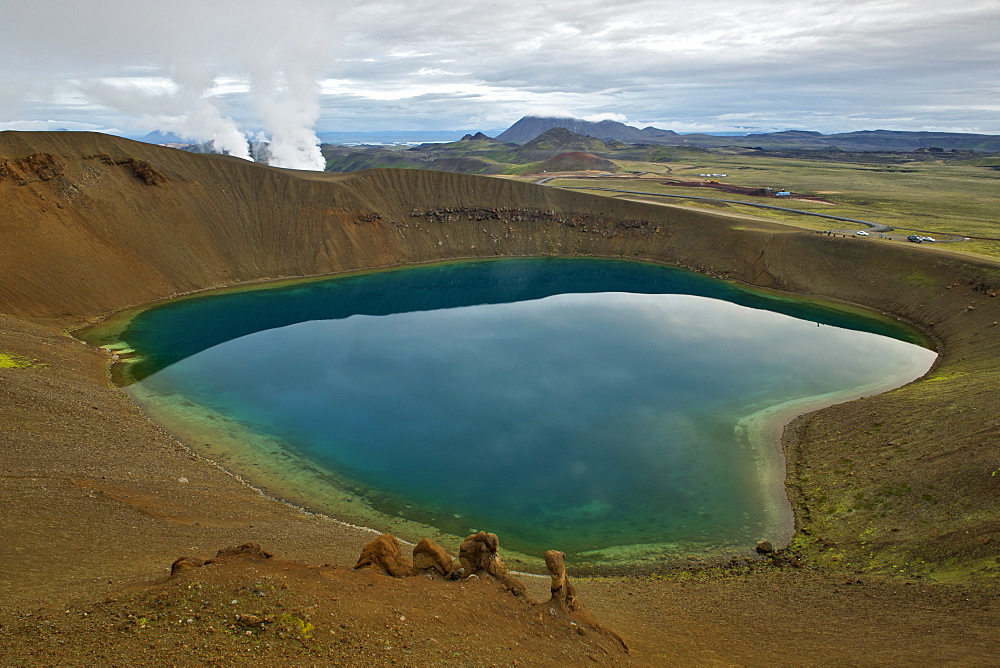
[102,259,935,564]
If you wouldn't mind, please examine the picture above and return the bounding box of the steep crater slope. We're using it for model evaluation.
[1,131,997,661]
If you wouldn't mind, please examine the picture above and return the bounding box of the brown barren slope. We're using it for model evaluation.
[0,131,997,663]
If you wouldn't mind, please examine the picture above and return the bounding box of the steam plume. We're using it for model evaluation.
[84,77,251,161]
[0,0,337,170]
[252,71,325,170]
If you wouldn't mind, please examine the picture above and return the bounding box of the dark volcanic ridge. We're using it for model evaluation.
[497,116,679,144]
[494,116,1000,151]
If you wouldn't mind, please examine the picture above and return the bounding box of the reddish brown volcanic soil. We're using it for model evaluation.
[0,131,997,664]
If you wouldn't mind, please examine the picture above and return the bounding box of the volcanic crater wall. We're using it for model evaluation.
[1,131,998,584]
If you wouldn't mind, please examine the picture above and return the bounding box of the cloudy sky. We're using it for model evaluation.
[2,0,998,160]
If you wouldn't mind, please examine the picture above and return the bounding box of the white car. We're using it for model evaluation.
[920,236,936,242]
[856,230,870,236]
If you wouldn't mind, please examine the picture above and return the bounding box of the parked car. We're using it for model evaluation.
[907,235,923,243]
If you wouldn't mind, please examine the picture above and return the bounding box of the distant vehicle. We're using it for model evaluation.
[920,236,936,242]
[856,230,870,236]
[907,235,923,243]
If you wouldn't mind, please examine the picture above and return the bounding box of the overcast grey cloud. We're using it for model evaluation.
[1,0,998,164]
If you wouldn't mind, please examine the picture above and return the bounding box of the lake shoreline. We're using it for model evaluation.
[96,260,935,576]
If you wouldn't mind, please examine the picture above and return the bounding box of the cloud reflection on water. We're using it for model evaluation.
[139,290,935,554]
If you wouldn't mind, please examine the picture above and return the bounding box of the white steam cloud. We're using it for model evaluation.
[254,80,325,170]
[161,104,253,161]
[247,31,331,171]
[0,1,337,170]
[84,73,252,160]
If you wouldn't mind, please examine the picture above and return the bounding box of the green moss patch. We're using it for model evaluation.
[922,370,970,383]
[0,352,45,369]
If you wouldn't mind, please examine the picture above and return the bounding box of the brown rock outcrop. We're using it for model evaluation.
[542,549,628,652]
[169,543,272,576]
[544,549,580,611]
[353,533,413,577]
[170,556,207,575]
[459,531,526,596]
[86,153,168,185]
[756,540,774,554]
[0,153,64,185]
[213,542,273,560]
[459,531,500,575]
[411,537,460,578]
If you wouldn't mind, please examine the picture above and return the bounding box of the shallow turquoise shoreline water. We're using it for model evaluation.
[89,258,936,567]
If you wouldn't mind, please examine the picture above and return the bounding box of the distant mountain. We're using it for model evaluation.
[316,130,503,144]
[497,116,677,144]
[136,130,191,145]
[321,127,629,175]
[495,116,1000,152]
[508,127,624,161]
[746,129,1000,152]
[412,132,514,153]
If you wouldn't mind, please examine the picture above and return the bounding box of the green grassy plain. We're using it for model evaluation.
[543,152,1000,258]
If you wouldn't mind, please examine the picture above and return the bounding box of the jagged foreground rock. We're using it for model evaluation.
[354,531,628,652]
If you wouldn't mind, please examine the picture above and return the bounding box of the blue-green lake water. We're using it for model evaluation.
[93,259,936,567]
